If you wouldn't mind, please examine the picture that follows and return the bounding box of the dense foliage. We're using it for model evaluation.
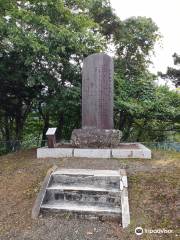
[160,53,180,87]
[0,0,179,151]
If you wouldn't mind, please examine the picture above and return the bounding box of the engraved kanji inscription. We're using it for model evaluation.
[82,53,114,129]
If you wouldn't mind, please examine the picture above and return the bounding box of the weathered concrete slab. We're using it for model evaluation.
[137,143,152,158]
[112,143,151,159]
[112,149,133,158]
[53,169,120,176]
[37,147,73,158]
[47,185,120,192]
[51,171,120,190]
[74,149,111,158]
[41,201,121,215]
[37,143,151,159]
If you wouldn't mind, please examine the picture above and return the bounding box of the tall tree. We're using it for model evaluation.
[0,0,179,149]
[0,0,106,147]
[113,17,160,140]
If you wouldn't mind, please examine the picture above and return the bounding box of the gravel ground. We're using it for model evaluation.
[0,149,179,240]
[3,215,122,240]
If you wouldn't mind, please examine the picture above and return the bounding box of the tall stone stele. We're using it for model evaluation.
[71,53,122,148]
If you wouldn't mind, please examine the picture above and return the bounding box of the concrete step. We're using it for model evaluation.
[33,168,130,228]
[41,200,121,216]
[44,184,121,206]
[47,184,120,192]
[53,169,120,176]
[51,169,120,189]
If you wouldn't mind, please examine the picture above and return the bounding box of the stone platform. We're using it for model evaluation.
[37,143,151,159]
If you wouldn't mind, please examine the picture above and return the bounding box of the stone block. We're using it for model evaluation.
[37,148,73,158]
[71,128,122,148]
[74,148,111,158]
[137,144,152,159]
[112,149,133,158]
[112,143,151,159]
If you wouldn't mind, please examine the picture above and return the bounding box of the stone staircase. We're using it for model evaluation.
[33,168,130,228]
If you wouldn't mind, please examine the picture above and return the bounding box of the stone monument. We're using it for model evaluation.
[37,53,151,158]
[71,53,122,148]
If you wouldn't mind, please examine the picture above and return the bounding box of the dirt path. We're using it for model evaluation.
[0,149,179,240]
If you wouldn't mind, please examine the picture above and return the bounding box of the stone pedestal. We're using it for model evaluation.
[71,128,122,148]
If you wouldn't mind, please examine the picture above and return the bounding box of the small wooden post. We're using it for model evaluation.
[46,128,57,148]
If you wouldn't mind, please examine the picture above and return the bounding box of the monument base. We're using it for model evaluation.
[71,128,122,148]
[37,143,151,159]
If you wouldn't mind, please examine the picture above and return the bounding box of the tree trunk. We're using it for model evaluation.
[120,113,133,141]
[15,114,24,150]
[57,112,64,141]
[41,113,49,147]
[119,110,126,130]
[4,113,11,152]
[136,120,147,142]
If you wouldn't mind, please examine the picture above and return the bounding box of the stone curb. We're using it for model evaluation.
[31,165,58,219]
[119,169,130,228]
